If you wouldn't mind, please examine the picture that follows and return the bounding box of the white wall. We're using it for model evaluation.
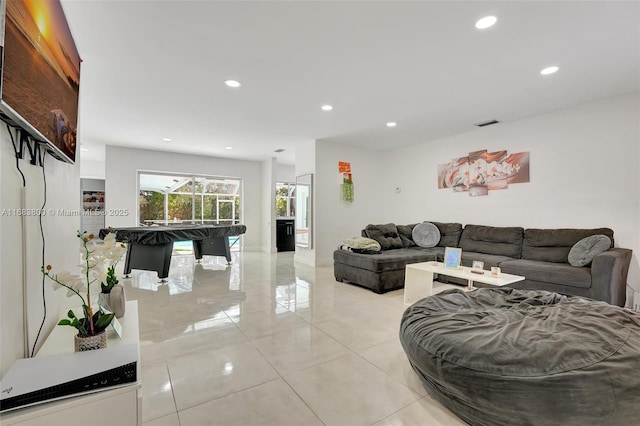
[80,158,105,179]
[276,164,295,183]
[105,146,263,251]
[1,127,81,376]
[262,158,277,253]
[384,92,639,293]
[314,140,386,266]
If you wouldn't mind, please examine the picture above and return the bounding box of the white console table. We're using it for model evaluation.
[0,301,141,426]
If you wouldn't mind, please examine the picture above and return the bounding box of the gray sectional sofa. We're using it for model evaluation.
[333,222,632,306]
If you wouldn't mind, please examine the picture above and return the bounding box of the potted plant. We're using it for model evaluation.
[42,230,126,351]
[98,232,127,318]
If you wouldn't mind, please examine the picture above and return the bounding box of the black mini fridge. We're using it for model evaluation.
[276,219,295,252]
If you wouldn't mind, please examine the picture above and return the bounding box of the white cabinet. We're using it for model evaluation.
[0,301,141,425]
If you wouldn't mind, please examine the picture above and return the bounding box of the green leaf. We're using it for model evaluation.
[67,310,76,319]
[76,318,88,336]
[58,319,72,326]
[94,312,115,332]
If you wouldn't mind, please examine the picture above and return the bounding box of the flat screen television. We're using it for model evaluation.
[0,0,81,164]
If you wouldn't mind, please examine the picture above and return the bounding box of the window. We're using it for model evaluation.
[138,172,241,228]
[275,182,295,217]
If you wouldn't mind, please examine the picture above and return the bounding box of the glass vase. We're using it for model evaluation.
[99,284,126,318]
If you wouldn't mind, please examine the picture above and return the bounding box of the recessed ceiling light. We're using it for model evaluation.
[321,105,333,111]
[225,80,241,88]
[386,122,397,127]
[162,138,172,142]
[540,66,559,75]
[475,16,497,29]
[225,146,233,150]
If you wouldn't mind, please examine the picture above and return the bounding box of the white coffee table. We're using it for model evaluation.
[403,261,525,305]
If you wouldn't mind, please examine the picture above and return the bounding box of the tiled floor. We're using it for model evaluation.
[123,251,465,426]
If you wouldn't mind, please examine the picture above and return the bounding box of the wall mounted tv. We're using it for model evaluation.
[0,0,81,164]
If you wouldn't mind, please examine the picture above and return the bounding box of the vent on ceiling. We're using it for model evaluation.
[475,119,500,127]
[274,148,286,153]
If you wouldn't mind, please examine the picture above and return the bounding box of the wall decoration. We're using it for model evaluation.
[503,152,530,184]
[450,156,469,192]
[438,150,529,196]
[339,161,354,202]
[486,150,508,190]
[468,150,488,196]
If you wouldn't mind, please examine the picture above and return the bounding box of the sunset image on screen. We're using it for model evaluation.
[2,0,81,162]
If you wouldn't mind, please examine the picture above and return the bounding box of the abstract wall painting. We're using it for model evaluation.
[448,156,469,192]
[486,150,508,190]
[438,150,529,196]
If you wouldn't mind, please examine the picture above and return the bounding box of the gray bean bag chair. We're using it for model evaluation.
[400,288,640,426]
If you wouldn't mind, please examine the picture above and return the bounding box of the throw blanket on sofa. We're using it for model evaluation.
[339,237,382,254]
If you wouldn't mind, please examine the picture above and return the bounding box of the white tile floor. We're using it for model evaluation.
[123,251,466,426]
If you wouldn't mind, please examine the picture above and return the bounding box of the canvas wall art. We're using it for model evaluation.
[438,150,529,196]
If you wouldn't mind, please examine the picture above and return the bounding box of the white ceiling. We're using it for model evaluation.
[60,1,639,166]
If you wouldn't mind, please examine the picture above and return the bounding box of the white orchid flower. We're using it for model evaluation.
[43,230,124,337]
[49,270,85,296]
[66,275,87,296]
[103,232,117,246]
[89,243,106,259]
[51,270,74,291]
[93,264,108,280]
[109,245,127,263]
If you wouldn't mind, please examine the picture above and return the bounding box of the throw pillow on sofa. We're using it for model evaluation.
[397,224,418,247]
[364,223,403,250]
[412,222,441,248]
[568,234,611,267]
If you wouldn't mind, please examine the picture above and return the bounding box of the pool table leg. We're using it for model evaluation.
[123,242,173,281]
[193,237,232,264]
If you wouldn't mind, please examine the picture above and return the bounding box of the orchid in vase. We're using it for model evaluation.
[42,230,127,338]
[100,232,127,293]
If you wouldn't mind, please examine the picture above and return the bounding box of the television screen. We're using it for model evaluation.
[0,0,81,163]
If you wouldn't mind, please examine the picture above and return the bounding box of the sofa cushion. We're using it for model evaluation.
[499,259,592,289]
[431,222,463,247]
[522,228,614,263]
[334,247,442,273]
[397,224,418,247]
[568,235,611,267]
[364,223,403,250]
[412,222,441,248]
[459,225,524,258]
[458,252,516,269]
